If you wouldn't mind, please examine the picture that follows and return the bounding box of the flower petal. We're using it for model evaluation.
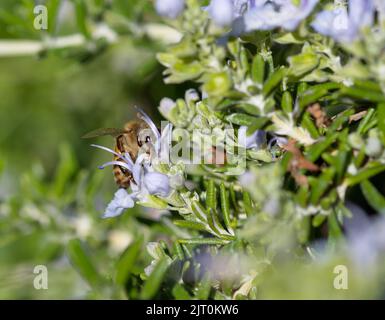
[91,144,129,164]
[238,126,266,149]
[102,189,135,218]
[132,153,147,186]
[98,160,132,172]
[349,0,374,29]
[245,0,318,32]
[143,172,170,197]
[135,107,161,142]
[312,0,375,43]
[209,0,234,26]
[123,152,134,168]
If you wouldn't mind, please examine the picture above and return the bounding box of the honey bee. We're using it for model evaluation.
[82,117,155,188]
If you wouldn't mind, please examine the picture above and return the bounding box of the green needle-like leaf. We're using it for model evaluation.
[360,180,385,213]
[115,237,143,285]
[140,258,170,299]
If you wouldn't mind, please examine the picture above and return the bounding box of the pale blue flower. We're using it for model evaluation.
[244,0,318,32]
[233,0,256,17]
[103,189,135,218]
[311,7,351,42]
[91,109,173,218]
[207,0,255,26]
[185,88,200,103]
[238,126,266,149]
[349,0,374,28]
[346,211,385,270]
[96,150,171,218]
[312,0,374,42]
[155,0,185,19]
[209,0,234,26]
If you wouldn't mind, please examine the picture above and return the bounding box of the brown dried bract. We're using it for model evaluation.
[349,110,367,123]
[282,139,320,186]
[307,103,331,128]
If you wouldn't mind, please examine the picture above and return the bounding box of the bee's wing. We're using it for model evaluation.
[82,128,128,139]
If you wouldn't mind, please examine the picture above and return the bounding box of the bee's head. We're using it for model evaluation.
[137,127,156,150]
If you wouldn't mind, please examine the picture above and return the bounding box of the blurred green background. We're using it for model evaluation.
[0,0,185,299]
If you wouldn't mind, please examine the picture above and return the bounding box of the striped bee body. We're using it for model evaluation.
[113,120,149,188]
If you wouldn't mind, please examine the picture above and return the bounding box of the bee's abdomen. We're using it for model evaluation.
[113,144,132,188]
[113,131,140,189]
[113,165,132,188]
